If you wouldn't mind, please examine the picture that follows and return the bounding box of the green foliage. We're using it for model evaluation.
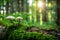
[5,20,28,40]
[8,30,56,40]
[0,13,58,40]
[0,14,6,26]
[12,12,22,18]
[0,12,58,30]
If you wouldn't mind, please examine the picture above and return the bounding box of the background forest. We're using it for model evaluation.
[0,0,60,40]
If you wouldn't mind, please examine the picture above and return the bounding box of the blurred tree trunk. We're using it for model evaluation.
[26,0,29,21]
[0,0,1,14]
[56,0,60,26]
[17,0,22,12]
[42,0,47,22]
[10,1,14,13]
[6,0,9,14]
[21,0,24,12]
[36,0,40,22]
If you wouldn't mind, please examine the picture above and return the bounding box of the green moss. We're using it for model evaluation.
[8,30,56,40]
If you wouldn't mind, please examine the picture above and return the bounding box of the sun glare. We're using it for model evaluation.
[37,1,44,8]
[28,0,33,6]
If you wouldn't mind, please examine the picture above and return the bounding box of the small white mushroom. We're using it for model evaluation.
[16,17,23,21]
[6,16,15,20]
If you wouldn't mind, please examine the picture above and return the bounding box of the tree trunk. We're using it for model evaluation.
[56,0,60,26]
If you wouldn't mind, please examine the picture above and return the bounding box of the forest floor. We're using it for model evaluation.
[26,26,60,40]
[0,25,60,40]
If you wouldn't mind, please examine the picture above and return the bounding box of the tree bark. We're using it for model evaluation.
[56,0,60,26]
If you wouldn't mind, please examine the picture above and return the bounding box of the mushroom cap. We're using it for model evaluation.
[6,16,15,20]
[16,17,23,20]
